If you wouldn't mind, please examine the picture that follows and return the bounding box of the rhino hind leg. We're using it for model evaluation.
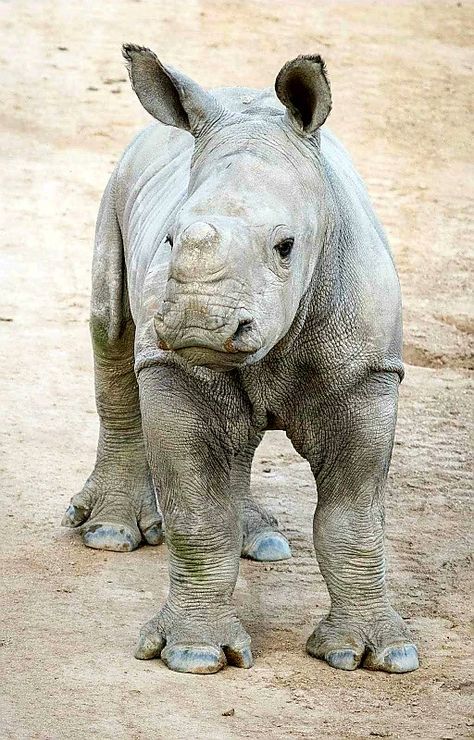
[62,316,163,551]
[234,434,292,562]
[62,183,162,551]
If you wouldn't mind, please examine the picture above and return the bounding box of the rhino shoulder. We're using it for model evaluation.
[114,123,192,211]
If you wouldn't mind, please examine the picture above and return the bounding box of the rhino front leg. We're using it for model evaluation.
[236,433,292,562]
[135,365,253,674]
[62,319,163,551]
[301,374,419,673]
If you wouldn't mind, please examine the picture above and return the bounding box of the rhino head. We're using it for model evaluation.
[123,45,332,371]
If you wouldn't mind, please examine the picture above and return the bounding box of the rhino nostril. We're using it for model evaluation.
[223,318,257,354]
[232,319,253,342]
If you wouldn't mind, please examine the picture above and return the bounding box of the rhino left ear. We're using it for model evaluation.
[275,55,331,135]
[122,44,223,135]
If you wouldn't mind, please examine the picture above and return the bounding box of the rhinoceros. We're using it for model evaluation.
[62,45,419,675]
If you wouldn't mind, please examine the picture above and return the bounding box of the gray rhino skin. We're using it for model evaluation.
[63,45,419,675]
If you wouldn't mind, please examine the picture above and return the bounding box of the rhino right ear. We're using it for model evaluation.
[122,44,222,135]
[275,55,332,135]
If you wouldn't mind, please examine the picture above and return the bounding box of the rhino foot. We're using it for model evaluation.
[241,497,292,562]
[135,606,253,674]
[306,608,419,674]
[241,529,292,561]
[62,468,163,552]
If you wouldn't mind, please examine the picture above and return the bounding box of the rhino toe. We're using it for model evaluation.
[363,643,419,673]
[142,522,164,546]
[135,625,166,660]
[61,503,88,528]
[82,522,141,552]
[325,649,361,671]
[161,644,226,674]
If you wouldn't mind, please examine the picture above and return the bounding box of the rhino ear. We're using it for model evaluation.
[275,55,331,135]
[122,44,222,134]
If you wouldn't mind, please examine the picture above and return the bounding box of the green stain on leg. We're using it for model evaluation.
[169,533,207,582]
[90,317,110,353]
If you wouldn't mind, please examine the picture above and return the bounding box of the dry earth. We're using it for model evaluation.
[1,1,473,738]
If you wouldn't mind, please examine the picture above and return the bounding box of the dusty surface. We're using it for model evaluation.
[1,1,473,738]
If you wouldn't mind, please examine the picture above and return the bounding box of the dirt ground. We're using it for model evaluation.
[1,1,473,738]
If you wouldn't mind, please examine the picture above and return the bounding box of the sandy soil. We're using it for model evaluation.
[1,1,473,738]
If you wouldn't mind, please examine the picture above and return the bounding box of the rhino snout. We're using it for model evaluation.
[154,307,262,365]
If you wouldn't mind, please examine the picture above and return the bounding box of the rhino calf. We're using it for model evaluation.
[63,45,419,675]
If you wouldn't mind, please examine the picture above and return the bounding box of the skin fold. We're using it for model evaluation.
[63,45,419,675]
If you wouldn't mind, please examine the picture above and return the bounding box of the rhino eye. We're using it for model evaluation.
[274,237,294,259]
[165,233,173,249]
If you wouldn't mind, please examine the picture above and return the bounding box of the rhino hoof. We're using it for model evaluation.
[142,523,164,546]
[325,649,361,671]
[363,644,419,673]
[306,611,419,674]
[82,522,141,552]
[161,644,227,674]
[242,531,292,561]
[61,504,88,528]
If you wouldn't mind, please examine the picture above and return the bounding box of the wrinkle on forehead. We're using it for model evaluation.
[195,117,301,163]
[191,118,322,199]
[191,144,302,199]
[183,163,300,226]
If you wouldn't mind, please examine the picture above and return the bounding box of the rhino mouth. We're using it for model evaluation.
[174,345,255,371]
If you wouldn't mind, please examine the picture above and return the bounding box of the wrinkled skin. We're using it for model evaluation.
[63,45,419,675]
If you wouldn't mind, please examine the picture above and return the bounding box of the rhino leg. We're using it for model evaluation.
[62,318,163,551]
[236,433,292,562]
[62,182,162,551]
[135,365,252,674]
[302,374,419,674]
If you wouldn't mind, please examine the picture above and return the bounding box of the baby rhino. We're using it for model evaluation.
[63,45,419,675]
